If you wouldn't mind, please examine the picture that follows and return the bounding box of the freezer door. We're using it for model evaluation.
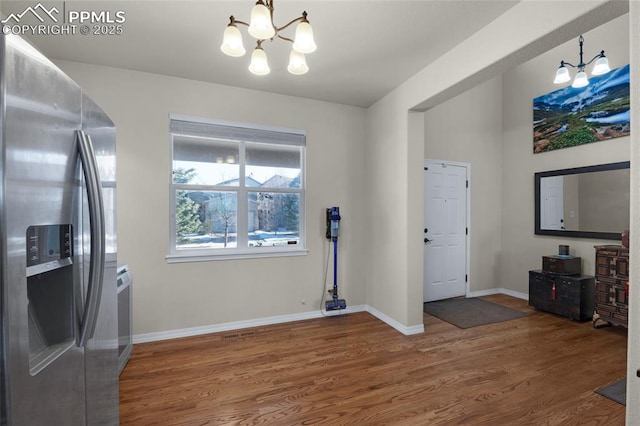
[81,94,119,425]
[1,34,86,425]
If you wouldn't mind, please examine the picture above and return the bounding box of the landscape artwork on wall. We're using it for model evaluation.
[533,63,630,154]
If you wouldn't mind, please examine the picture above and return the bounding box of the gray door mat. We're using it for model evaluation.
[423,297,528,329]
[595,378,626,406]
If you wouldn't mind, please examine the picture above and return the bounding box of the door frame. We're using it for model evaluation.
[423,159,471,301]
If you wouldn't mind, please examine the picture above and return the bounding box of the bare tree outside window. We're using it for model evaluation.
[208,193,237,248]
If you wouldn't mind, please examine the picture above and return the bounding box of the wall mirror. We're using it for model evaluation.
[535,161,630,240]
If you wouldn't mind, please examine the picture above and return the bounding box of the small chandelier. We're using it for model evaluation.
[220,0,317,76]
[553,35,611,88]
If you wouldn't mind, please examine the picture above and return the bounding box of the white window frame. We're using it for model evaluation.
[166,114,307,263]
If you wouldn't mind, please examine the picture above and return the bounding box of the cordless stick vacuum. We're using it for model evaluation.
[325,207,347,311]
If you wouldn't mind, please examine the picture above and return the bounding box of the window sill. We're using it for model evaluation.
[166,248,308,263]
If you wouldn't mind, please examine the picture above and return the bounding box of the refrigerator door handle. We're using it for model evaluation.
[76,130,106,347]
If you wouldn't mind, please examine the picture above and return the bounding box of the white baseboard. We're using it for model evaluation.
[468,287,528,301]
[366,305,425,335]
[133,304,367,344]
[133,289,527,344]
[133,303,425,344]
[499,288,529,301]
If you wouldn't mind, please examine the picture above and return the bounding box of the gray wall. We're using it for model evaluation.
[52,3,630,336]
[365,0,622,330]
[423,77,504,295]
[563,175,580,231]
[500,14,630,293]
[57,61,368,336]
[579,169,630,232]
[421,14,630,296]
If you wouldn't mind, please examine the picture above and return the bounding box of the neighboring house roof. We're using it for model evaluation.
[216,176,263,187]
[185,175,297,204]
[215,174,295,188]
[261,175,293,188]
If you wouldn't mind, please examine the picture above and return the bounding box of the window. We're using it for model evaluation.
[168,115,306,261]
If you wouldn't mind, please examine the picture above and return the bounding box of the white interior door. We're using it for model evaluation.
[540,175,564,230]
[424,161,468,302]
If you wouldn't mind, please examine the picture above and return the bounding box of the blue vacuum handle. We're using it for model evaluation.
[330,207,340,241]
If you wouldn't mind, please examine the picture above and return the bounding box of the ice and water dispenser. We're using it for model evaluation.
[26,224,75,375]
[26,224,133,375]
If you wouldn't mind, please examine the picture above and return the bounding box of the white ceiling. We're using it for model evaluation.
[2,1,517,107]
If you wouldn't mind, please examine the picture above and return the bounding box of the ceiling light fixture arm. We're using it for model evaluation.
[274,13,307,44]
[228,15,249,28]
[275,11,308,34]
[258,0,309,33]
[277,34,294,44]
[557,36,607,72]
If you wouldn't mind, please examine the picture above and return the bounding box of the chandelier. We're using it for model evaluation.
[220,0,317,76]
[553,35,611,88]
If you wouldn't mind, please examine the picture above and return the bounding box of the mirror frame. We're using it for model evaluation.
[534,161,630,240]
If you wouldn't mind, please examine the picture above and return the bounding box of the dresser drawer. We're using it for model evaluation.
[594,245,629,327]
[596,254,629,279]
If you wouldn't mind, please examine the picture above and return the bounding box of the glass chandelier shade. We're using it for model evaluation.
[248,46,270,75]
[571,71,589,88]
[220,25,246,57]
[248,2,275,40]
[553,65,571,84]
[292,21,317,54]
[591,55,611,76]
[220,1,316,75]
[553,35,611,89]
[287,50,308,75]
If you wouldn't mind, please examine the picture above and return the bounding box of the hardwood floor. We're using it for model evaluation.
[119,295,627,425]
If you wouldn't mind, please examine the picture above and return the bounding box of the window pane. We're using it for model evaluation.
[176,190,237,249]
[246,143,301,188]
[173,136,239,186]
[248,192,300,247]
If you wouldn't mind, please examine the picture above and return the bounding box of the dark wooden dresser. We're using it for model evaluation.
[594,245,629,327]
[529,269,595,321]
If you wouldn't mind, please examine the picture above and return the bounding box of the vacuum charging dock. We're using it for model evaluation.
[325,207,346,311]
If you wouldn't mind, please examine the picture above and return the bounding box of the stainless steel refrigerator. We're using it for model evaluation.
[0,31,119,425]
